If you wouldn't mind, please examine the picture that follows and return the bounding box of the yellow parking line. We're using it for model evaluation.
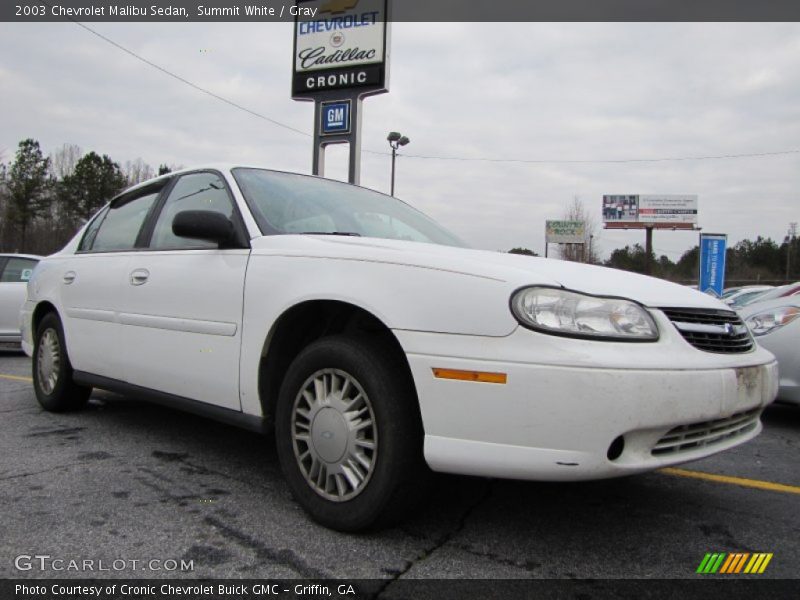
[2,370,798,497]
[661,467,800,496]
[0,373,33,383]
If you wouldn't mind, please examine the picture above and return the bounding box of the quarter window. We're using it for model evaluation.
[78,206,109,252]
[149,172,236,250]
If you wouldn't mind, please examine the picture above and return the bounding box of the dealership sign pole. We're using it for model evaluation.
[292,0,390,185]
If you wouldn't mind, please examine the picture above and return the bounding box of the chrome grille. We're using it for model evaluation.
[651,409,760,456]
[661,308,754,353]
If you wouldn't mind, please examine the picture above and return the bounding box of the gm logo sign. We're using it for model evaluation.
[320,100,351,135]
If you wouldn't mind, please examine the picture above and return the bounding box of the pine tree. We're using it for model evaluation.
[4,139,51,251]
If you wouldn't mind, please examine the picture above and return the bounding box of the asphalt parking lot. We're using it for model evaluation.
[1,349,798,583]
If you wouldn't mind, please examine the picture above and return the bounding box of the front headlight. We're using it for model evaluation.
[511,286,659,341]
[745,306,800,336]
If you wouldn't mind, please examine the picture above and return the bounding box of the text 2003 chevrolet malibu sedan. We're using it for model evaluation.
[21,166,778,530]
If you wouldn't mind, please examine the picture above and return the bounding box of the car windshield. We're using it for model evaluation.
[232,168,466,248]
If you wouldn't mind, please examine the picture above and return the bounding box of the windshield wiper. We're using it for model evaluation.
[301,231,361,237]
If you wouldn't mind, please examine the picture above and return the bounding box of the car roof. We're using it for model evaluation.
[115,164,396,205]
[120,163,293,194]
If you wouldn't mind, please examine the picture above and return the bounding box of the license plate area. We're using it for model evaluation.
[735,365,764,408]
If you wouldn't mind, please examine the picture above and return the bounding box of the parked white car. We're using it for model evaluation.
[1,254,41,345]
[739,297,800,405]
[20,166,778,530]
[722,285,773,308]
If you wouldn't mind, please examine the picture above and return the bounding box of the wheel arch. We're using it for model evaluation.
[32,301,59,336]
[257,299,418,426]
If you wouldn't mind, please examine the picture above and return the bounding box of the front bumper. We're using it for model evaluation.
[396,321,779,481]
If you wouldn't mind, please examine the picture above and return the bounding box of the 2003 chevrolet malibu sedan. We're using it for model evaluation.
[21,166,778,530]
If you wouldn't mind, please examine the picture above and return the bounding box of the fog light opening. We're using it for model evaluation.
[607,436,625,461]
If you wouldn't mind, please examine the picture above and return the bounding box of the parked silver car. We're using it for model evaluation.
[739,297,800,405]
[0,254,41,345]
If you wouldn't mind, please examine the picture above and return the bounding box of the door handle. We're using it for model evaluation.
[62,271,76,285]
[129,269,150,286]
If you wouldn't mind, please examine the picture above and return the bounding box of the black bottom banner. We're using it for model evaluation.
[3,578,797,600]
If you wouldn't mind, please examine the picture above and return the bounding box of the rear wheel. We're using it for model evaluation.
[275,335,428,531]
[33,312,92,412]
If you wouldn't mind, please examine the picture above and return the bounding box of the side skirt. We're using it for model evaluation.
[73,371,268,435]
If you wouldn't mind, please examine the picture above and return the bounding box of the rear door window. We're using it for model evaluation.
[87,192,159,252]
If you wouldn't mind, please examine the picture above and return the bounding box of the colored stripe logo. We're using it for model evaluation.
[696,552,773,574]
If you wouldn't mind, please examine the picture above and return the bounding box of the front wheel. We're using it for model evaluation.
[275,335,428,531]
[32,312,92,412]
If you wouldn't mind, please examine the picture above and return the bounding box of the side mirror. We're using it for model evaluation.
[172,210,235,247]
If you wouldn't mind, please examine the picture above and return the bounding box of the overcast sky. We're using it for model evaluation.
[1,21,798,259]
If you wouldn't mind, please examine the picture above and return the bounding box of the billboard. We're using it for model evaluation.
[292,0,389,98]
[603,195,698,229]
[546,220,585,244]
[699,233,727,297]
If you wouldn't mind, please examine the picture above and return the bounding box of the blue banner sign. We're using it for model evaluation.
[699,233,727,297]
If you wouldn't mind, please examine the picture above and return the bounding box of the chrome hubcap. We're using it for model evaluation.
[291,368,377,502]
[37,328,60,395]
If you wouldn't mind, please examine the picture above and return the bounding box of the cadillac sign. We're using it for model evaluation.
[292,0,389,98]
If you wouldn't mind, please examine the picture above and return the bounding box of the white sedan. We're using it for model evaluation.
[1,254,41,345]
[20,166,778,530]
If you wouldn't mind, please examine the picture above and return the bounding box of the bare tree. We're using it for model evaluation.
[42,144,84,251]
[49,143,82,180]
[558,196,601,263]
[123,158,155,186]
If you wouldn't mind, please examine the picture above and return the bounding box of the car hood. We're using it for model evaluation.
[253,235,726,310]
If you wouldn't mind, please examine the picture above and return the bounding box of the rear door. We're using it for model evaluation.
[0,256,39,341]
[117,171,250,411]
[58,186,162,379]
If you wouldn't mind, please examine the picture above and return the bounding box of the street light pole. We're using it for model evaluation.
[390,144,397,196]
[387,131,409,196]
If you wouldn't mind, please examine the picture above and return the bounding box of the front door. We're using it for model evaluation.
[118,171,249,411]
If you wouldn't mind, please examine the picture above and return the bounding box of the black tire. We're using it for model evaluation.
[275,334,429,531]
[32,312,92,412]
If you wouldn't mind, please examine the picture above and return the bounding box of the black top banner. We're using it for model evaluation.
[4,0,800,22]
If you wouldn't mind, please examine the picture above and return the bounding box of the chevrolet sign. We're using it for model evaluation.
[292,0,388,98]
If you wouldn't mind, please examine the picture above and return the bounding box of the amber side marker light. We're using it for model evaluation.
[432,368,507,384]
